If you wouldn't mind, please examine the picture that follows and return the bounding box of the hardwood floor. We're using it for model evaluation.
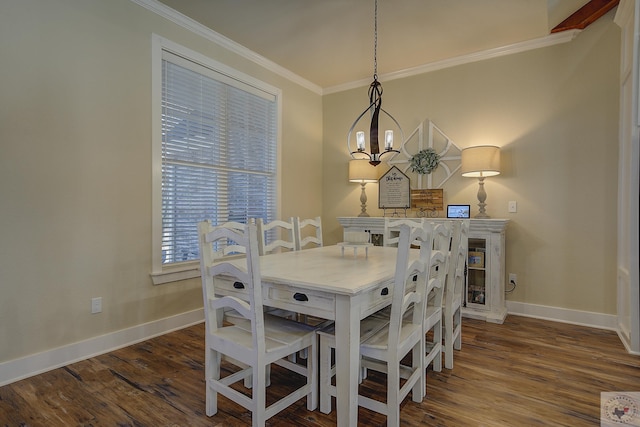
[1,315,639,426]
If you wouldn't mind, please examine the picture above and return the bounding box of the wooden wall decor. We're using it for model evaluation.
[411,189,444,217]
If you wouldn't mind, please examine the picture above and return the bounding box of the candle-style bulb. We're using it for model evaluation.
[384,130,393,150]
[356,131,366,151]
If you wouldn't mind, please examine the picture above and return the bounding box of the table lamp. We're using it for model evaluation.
[349,159,379,217]
[461,145,501,218]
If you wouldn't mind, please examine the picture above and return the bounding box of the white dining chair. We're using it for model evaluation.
[318,223,432,426]
[294,216,323,250]
[443,219,469,369]
[256,217,297,256]
[422,222,451,376]
[198,221,318,427]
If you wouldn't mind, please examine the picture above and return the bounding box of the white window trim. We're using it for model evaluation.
[150,34,282,284]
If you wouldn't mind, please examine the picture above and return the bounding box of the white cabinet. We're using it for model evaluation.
[337,217,509,323]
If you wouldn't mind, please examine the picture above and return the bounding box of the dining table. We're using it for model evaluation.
[214,244,415,426]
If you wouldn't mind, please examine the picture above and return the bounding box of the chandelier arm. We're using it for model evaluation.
[369,80,383,155]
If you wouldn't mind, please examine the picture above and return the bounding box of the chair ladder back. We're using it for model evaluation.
[256,218,297,255]
[446,220,469,304]
[198,221,265,352]
[383,217,425,247]
[215,221,250,257]
[388,224,432,348]
[430,222,453,300]
[295,216,323,250]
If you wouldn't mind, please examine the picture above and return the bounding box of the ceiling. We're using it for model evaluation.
[156,0,602,89]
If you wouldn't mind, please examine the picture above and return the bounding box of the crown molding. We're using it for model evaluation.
[131,0,582,97]
[130,0,323,95]
[323,30,582,95]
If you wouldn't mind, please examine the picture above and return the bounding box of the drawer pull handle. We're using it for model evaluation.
[233,281,245,289]
[293,293,308,302]
[381,287,389,296]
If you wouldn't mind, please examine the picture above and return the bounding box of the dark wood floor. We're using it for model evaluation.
[1,315,639,426]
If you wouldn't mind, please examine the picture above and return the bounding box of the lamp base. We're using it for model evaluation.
[475,177,490,219]
[358,183,370,217]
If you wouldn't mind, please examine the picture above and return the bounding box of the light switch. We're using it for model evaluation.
[508,201,517,213]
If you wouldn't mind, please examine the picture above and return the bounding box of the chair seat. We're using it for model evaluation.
[360,320,423,355]
[212,317,316,363]
[317,314,389,343]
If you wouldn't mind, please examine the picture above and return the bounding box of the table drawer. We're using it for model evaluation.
[361,280,394,317]
[214,277,336,319]
[214,277,250,298]
[265,284,335,319]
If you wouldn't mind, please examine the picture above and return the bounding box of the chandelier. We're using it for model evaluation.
[347,0,403,166]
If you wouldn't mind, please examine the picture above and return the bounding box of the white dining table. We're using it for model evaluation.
[215,244,411,426]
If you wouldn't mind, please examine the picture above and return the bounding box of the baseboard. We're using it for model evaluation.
[506,301,617,330]
[0,308,204,387]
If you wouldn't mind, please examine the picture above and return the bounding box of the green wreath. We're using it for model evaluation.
[409,148,440,175]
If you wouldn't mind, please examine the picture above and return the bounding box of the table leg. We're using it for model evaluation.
[334,295,360,427]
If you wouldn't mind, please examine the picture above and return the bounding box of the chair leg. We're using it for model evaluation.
[243,364,271,389]
[253,363,267,427]
[444,313,454,370]
[454,310,462,350]
[432,322,443,373]
[319,335,333,414]
[413,341,424,403]
[306,339,318,411]
[388,360,401,427]
[206,348,220,416]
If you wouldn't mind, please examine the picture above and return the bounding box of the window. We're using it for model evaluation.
[151,36,280,283]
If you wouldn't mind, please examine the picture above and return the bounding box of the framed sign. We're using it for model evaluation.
[379,166,410,209]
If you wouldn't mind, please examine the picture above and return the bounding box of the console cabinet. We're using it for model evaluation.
[337,217,509,323]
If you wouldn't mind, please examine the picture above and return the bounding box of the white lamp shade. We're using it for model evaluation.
[349,159,379,183]
[461,145,501,177]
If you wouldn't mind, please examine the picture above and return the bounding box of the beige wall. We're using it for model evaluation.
[0,0,322,363]
[323,12,620,315]
[0,0,620,366]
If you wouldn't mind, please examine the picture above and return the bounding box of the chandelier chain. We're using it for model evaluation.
[373,0,378,79]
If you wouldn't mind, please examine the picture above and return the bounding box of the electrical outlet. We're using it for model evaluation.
[508,201,517,213]
[509,273,517,285]
[91,297,102,314]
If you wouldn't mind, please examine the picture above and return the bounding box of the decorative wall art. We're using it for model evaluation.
[386,118,462,190]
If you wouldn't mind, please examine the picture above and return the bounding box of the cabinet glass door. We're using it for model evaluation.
[466,237,487,308]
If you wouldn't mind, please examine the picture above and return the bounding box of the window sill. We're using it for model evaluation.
[151,264,200,285]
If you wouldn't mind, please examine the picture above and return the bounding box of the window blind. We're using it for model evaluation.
[161,50,277,265]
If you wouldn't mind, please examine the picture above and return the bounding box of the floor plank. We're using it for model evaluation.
[1,315,638,426]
